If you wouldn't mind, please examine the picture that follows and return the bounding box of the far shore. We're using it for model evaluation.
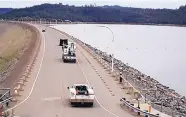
[5,20,186,28]
[63,22,186,27]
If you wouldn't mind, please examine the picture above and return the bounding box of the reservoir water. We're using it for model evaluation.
[52,24,186,96]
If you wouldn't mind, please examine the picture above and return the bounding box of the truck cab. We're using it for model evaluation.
[59,39,77,63]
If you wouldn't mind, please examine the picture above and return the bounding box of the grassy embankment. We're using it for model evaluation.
[0,22,32,78]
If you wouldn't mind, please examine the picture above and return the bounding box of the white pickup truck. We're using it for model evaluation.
[67,84,95,107]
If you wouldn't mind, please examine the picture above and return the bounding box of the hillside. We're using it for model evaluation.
[0,8,12,14]
[1,3,186,25]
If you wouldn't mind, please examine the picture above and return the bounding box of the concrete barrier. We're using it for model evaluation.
[113,73,120,81]
[111,70,117,77]
[15,84,23,91]
[106,64,111,71]
[122,81,130,89]
[126,86,134,94]
[101,60,106,67]
[133,89,141,99]
[103,63,108,69]
[17,80,25,86]
[20,77,27,82]
[11,97,17,102]
[13,89,21,97]
[21,73,28,78]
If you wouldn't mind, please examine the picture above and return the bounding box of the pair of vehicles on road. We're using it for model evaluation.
[59,39,95,106]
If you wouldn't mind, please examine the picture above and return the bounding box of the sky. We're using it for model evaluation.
[0,0,186,9]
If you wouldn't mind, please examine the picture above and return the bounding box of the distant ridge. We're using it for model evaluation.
[0,8,12,14]
[1,3,186,25]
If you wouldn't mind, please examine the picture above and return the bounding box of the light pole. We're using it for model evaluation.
[97,25,115,72]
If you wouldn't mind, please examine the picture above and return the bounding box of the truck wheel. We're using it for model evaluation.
[71,102,75,106]
[74,60,76,63]
[89,102,93,107]
[63,59,66,63]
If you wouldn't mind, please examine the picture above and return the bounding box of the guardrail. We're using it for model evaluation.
[0,88,12,105]
[120,98,160,117]
[0,88,13,117]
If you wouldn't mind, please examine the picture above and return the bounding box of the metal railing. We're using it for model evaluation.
[120,98,160,117]
[0,88,12,105]
[0,88,13,117]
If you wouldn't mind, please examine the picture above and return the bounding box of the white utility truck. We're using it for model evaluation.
[59,39,76,63]
[67,84,95,107]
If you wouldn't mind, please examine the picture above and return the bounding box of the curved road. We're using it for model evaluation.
[14,25,134,117]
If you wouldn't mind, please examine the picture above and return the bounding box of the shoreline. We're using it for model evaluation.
[46,21,186,27]
[13,21,186,28]
[87,43,186,116]
[84,22,186,27]
[82,41,186,116]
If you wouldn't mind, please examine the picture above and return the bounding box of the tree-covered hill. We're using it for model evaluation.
[0,8,12,14]
[1,3,186,25]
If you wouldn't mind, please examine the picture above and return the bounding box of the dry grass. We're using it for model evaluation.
[0,24,32,72]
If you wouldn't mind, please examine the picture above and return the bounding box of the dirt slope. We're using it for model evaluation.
[0,22,39,88]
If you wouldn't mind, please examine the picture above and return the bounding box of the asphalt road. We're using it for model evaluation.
[14,25,134,117]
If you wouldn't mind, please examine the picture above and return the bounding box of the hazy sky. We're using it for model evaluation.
[0,0,186,9]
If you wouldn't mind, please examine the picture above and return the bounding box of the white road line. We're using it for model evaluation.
[4,25,46,113]
[42,97,62,101]
[76,55,119,117]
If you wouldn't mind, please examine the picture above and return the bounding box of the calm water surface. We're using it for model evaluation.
[52,24,186,96]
